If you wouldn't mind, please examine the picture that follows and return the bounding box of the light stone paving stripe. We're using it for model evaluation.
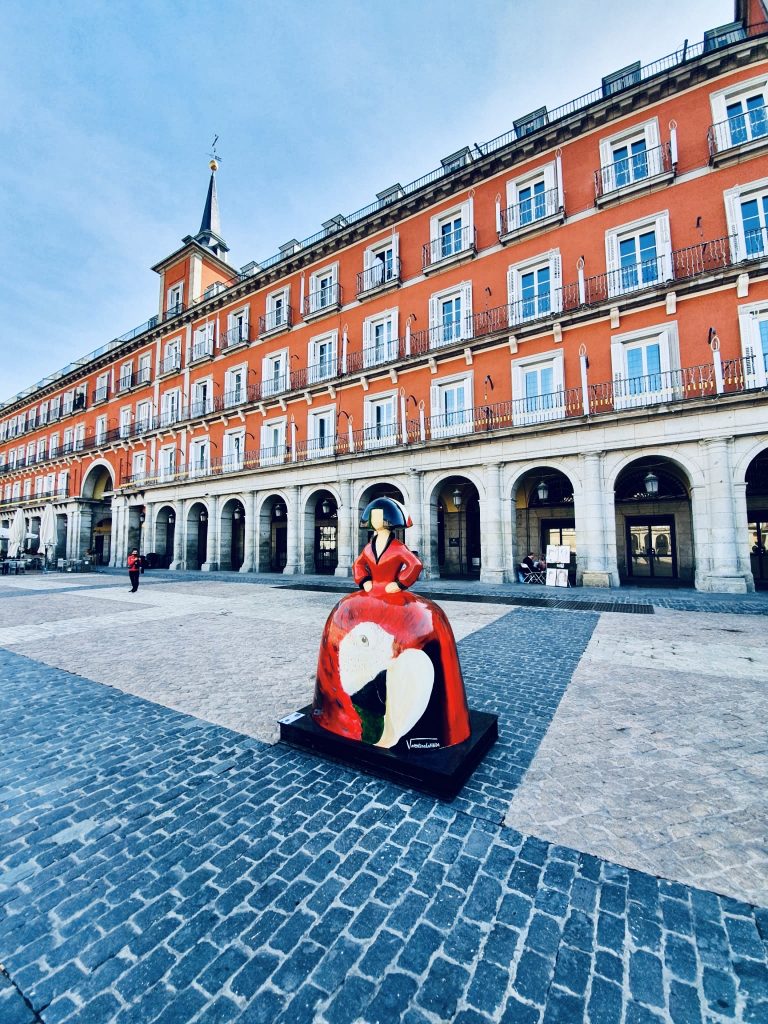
[0,576,512,744]
[504,609,768,905]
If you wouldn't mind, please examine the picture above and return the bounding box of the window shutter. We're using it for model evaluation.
[391,232,399,264]
[261,356,270,383]
[657,330,672,375]
[543,162,557,204]
[644,119,660,151]
[429,212,439,244]
[460,281,473,339]
[464,197,474,237]
[391,309,399,347]
[610,341,624,381]
[605,231,620,296]
[363,399,372,429]
[363,318,371,351]
[656,213,673,280]
[710,91,727,128]
[549,250,563,313]
[599,137,613,170]
[738,311,765,386]
[428,294,439,330]
[507,265,518,324]
[363,247,374,270]
[430,384,440,416]
[724,187,743,261]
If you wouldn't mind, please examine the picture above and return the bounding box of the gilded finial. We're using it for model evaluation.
[208,134,221,173]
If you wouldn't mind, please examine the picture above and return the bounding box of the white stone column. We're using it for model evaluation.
[480,462,505,584]
[733,481,755,591]
[170,499,186,570]
[66,508,79,559]
[109,500,121,567]
[240,492,257,573]
[201,495,219,571]
[577,451,617,587]
[334,478,354,577]
[283,486,301,574]
[407,469,425,568]
[698,438,748,592]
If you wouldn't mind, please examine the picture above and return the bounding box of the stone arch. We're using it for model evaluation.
[257,492,288,573]
[355,480,407,554]
[153,504,177,568]
[510,464,578,584]
[185,500,210,571]
[219,496,247,571]
[80,461,115,500]
[427,472,483,580]
[303,486,341,574]
[744,446,768,589]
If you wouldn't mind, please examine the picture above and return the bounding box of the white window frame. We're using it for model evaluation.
[261,348,289,397]
[95,372,110,402]
[710,74,768,153]
[308,330,338,383]
[118,408,132,439]
[363,390,399,449]
[429,371,474,438]
[737,300,768,388]
[512,349,565,426]
[192,322,215,361]
[264,286,290,333]
[95,415,107,445]
[598,118,662,196]
[428,282,473,349]
[260,417,286,465]
[137,353,152,386]
[22,479,31,499]
[36,437,46,461]
[163,338,181,374]
[610,322,679,410]
[49,432,59,457]
[62,390,74,416]
[363,309,399,368]
[226,305,250,346]
[507,249,563,326]
[504,162,560,235]
[160,388,182,427]
[191,376,213,418]
[190,436,210,477]
[27,408,37,429]
[224,364,247,407]
[50,396,61,421]
[427,199,474,267]
[605,211,672,298]
[307,405,336,459]
[361,234,400,292]
[119,361,134,392]
[39,401,48,425]
[308,263,339,314]
[223,428,245,470]
[159,444,176,480]
[132,452,147,481]
[135,400,153,433]
[724,177,768,262]
[167,282,184,314]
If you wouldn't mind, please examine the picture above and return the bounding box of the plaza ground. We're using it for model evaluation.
[0,571,766,1023]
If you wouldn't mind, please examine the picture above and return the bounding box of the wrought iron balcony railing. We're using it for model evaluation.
[500,188,562,237]
[356,258,401,297]
[422,225,476,271]
[259,306,293,335]
[221,323,251,350]
[164,302,186,321]
[594,142,673,200]
[303,284,342,318]
[708,102,768,158]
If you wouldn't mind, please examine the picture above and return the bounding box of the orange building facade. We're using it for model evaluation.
[3,1,768,591]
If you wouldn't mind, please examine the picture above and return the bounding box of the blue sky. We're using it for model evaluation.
[0,0,729,403]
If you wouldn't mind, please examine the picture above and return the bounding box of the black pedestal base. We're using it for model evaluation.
[279,706,498,800]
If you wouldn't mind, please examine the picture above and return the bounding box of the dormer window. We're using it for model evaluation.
[166,282,184,317]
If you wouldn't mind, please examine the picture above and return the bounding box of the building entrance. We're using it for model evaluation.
[748,511,768,589]
[625,515,677,580]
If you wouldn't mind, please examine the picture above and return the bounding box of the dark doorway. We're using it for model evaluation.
[625,515,677,581]
[749,511,768,589]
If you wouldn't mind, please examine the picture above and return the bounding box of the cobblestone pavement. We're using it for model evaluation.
[0,574,766,1023]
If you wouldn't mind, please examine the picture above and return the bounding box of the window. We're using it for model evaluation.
[597,120,664,197]
[36,438,46,462]
[26,442,35,464]
[363,392,399,448]
[425,201,474,269]
[167,282,184,315]
[73,424,85,451]
[307,264,339,314]
[507,251,562,325]
[605,213,671,297]
[226,306,250,347]
[308,331,338,383]
[360,235,399,294]
[260,418,286,465]
[503,163,560,236]
[161,389,181,427]
[35,477,44,497]
[23,479,31,499]
[62,391,74,416]
[725,180,768,260]
[190,437,210,477]
[95,373,109,402]
[95,416,107,445]
[428,283,472,348]
[224,366,246,408]
[159,445,176,480]
[737,302,768,388]
[132,452,147,481]
[163,338,181,374]
[363,310,399,367]
[137,354,152,386]
[223,430,245,470]
[191,377,213,418]
[63,428,74,453]
[50,396,61,420]
[710,77,768,153]
[263,287,290,333]
[119,408,132,439]
[11,481,20,500]
[49,433,59,457]
[430,373,473,438]
[28,408,37,429]
[119,362,133,391]
[307,406,336,458]
[39,401,48,425]
[192,322,215,361]
[261,349,289,397]
[135,401,152,433]
[610,324,677,409]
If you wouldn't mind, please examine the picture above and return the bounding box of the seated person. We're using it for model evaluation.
[535,553,547,571]
[518,552,536,583]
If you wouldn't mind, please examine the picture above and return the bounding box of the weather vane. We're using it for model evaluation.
[209,135,221,172]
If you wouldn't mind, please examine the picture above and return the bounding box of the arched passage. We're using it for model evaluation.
[304,490,339,574]
[220,498,246,571]
[746,448,768,589]
[154,505,176,568]
[186,502,209,571]
[81,463,115,563]
[258,494,288,572]
[357,482,405,553]
[431,476,481,580]
[514,467,576,583]
[614,456,693,585]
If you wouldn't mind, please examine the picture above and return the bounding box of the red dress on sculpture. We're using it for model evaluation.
[313,535,471,750]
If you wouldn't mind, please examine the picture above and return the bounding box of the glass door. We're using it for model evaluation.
[626,516,676,580]
[748,512,768,588]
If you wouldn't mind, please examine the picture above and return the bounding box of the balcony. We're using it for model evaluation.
[595,143,674,204]
[118,373,134,393]
[164,302,186,322]
[356,258,401,299]
[423,226,476,274]
[346,337,403,373]
[136,366,152,386]
[303,284,342,321]
[708,104,768,165]
[221,323,251,351]
[499,188,563,242]
[160,353,181,376]
[190,338,214,363]
[223,387,246,410]
[259,306,293,337]
[93,385,110,404]
[189,399,214,419]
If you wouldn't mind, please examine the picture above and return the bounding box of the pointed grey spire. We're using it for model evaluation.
[190,159,230,262]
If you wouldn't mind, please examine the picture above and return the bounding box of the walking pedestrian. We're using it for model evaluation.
[127,548,141,592]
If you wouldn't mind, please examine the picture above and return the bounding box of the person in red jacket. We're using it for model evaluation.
[313,497,471,751]
[127,549,142,592]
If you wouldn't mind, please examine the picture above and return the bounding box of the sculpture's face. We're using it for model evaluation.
[370,508,386,530]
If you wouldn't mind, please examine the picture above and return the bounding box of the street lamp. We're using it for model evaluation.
[452,486,463,509]
[644,471,659,496]
[233,507,242,520]
[537,480,549,502]
[274,502,285,518]
[200,510,208,523]
[168,513,175,525]
[321,499,331,516]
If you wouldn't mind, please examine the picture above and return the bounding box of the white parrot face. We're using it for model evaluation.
[338,621,396,696]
